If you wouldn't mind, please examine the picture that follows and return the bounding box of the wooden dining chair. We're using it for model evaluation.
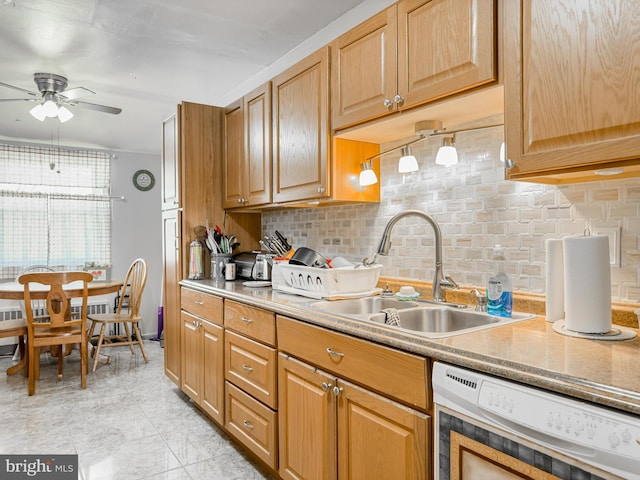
[18,271,94,396]
[87,258,149,372]
[0,318,27,377]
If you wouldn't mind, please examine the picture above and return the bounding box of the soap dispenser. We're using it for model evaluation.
[486,245,512,317]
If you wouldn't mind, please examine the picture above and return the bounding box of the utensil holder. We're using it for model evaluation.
[211,254,232,281]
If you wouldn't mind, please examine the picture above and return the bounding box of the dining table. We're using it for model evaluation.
[0,278,123,375]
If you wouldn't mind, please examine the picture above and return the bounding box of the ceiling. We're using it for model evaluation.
[0,0,375,155]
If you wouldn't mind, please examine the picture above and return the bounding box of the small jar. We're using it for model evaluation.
[225,261,236,281]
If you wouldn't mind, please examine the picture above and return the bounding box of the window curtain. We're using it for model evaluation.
[0,143,111,279]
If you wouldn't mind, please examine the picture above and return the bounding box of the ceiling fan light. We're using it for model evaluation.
[42,99,58,117]
[57,105,74,123]
[29,104,47,121]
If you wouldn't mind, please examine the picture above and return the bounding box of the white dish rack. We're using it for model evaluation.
[272,263,383,298]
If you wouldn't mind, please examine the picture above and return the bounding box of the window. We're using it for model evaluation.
[0,143,111,279]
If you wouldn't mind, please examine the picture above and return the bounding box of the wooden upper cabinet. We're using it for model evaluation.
[398,0,496,107]
[224,83,272,209]
[331,6,397,129]
[224,100,244,208]
[504,0,640,183]
[331,0,497,130]
[273,47,330,203]
[244,83,272,206]
[161,113,179,210]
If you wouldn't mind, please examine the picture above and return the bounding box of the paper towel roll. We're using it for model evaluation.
[563,235,611,333]
[545,239,564,322]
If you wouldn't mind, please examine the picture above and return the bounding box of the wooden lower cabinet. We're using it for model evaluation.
[180,288,225,426]
[278,353,431,480]
[181,311,225,425]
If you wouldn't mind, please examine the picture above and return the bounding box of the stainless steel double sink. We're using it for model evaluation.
[308,296,536,338]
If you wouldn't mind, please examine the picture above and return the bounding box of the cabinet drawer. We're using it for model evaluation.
[225,330,277,409]
[277,316,429,410]
[224,299,276,346]
[180,288,223,325]
[225,381,277,470]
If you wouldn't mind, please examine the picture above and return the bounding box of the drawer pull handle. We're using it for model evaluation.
[326,348,344,358]
[195,301,204,305]
[241,316,253,324]
[242,365,253,372]
[321,382,332,392]
[243,420,254,430]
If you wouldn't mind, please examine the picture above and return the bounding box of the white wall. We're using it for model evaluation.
[110,151,162,338]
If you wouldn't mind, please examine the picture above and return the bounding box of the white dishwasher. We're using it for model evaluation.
[432,362,640,480]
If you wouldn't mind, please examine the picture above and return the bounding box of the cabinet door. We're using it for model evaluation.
[162,209,181,386]
[397,0,496,109]
[161,113,179,210]
[278,354,337,480]
[223,99,245,209]
[181,311,202,402]
[331,6,397,129]
[244,82,272,206]
[505,0,640,182]
[202,320,224,425]
[337,379,430,480]
[273,47,330,203]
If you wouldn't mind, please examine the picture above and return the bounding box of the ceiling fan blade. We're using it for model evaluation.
[0,81,40,97]
[0,98,38,103]
[60,86,95,100]
[70,99,122,115]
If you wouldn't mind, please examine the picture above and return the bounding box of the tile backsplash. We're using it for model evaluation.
[263,126,640,302]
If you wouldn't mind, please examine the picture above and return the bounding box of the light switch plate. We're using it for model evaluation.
[596,227,621,267]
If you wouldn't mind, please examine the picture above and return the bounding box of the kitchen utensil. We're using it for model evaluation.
[289,247,330,268]
[274,230,291,250]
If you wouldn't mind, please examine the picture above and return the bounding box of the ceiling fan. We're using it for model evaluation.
[0,72,122,123]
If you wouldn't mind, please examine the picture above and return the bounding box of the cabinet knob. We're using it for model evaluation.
[394,94,404,105]
[317,186,326,194]
[321,382,332,392]
[237,198,242,204]
[332,386,344,397]
[383,98,393,108]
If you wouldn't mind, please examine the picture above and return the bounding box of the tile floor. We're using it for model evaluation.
[0,341,274,480]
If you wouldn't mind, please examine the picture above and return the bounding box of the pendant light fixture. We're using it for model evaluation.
[398,146,419,173]
[358,160,378,186]
[435,135,458,166]
[361,120,504,177]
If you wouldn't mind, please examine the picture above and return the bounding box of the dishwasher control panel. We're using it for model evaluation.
[478,380,640,458]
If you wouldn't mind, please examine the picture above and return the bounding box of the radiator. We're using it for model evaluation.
[0,301,110,321]
[0,301,111,346]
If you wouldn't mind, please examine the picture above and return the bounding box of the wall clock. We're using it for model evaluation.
[133,169,155,191]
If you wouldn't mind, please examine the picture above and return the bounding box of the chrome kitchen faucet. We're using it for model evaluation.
[375,210,458,303]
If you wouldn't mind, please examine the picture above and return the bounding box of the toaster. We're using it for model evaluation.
[233,252,274,280]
